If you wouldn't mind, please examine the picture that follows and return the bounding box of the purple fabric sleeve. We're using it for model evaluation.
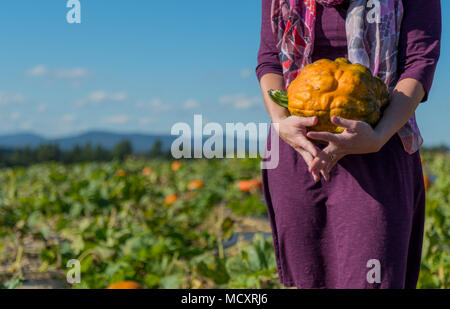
[255,0,283,82]
[397,0,442,103]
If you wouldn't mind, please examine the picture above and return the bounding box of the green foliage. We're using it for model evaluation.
[0,158,279,289]
[418,153,450,288]
[1,276,25,289]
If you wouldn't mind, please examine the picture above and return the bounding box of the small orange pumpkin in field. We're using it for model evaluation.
[142,166,152,176]
[424,174,430,191]
[117,169,127,177]
[188,180,204,191]
[238,179,262,192]
[107,281,142,289]
[165,194,178,205]
[171,161,182,171]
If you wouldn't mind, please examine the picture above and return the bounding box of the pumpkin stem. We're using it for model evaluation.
[268,90,289,109]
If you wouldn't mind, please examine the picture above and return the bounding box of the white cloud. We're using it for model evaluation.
[101,114,130,125]
[139,117,153,125]
[240,68,251,79]
[26,65,89,79]
[54,68,88,79]
[74,90,128,107]
[150,99,170,111]
[0,91,27,105]
[27,65,48,77]
[136,98,171,112]
[57,114,78,134]
[110,92,127,101]
[37,104,48,112]
[19,120,33,130]
[88,91,108,103]
[184,99,199,110]
[10,113,21,120]
[219,94,261,110]
[61,114,76,123]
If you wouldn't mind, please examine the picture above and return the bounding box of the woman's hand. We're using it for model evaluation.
[258,73,322,181]
[274,115,323,182]
[306,116,385,182]
[306,79,427,182]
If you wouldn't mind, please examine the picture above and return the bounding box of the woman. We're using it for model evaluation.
[256,0,441,289]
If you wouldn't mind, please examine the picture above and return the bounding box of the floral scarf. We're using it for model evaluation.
[271,0,423,154]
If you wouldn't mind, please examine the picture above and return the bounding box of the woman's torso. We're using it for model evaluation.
[312,2,349,62]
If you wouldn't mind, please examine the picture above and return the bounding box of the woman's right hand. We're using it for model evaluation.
[258,73,324,182]
[274,115,323,182]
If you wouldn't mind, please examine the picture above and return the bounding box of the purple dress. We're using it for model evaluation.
[256,0,441,289]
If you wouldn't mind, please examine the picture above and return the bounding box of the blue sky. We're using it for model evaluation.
[0,0,448,146]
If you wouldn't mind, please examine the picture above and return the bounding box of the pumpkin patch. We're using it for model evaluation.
[0,154,447,289]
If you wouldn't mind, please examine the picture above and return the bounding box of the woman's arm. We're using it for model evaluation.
[256,0,288,124]
[255,0,283,82]
[378,0,442,144]
[374,78,425,147]
[396,0,442,103]
[306,0,442,181]
[259,73,290,123]
[256,0,323,180]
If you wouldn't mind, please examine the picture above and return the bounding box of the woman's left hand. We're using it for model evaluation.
[306,116,386,182]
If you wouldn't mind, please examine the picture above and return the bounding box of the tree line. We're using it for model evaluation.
[0,139,447,168]
[0,140,170,168]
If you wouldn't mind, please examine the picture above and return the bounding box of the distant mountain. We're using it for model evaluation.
[0,131,176,153]
[0,133,46,148]
[0,130,268,155]
[54,131,175,152]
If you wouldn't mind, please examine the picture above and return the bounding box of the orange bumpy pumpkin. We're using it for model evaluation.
[269,58,389,133]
